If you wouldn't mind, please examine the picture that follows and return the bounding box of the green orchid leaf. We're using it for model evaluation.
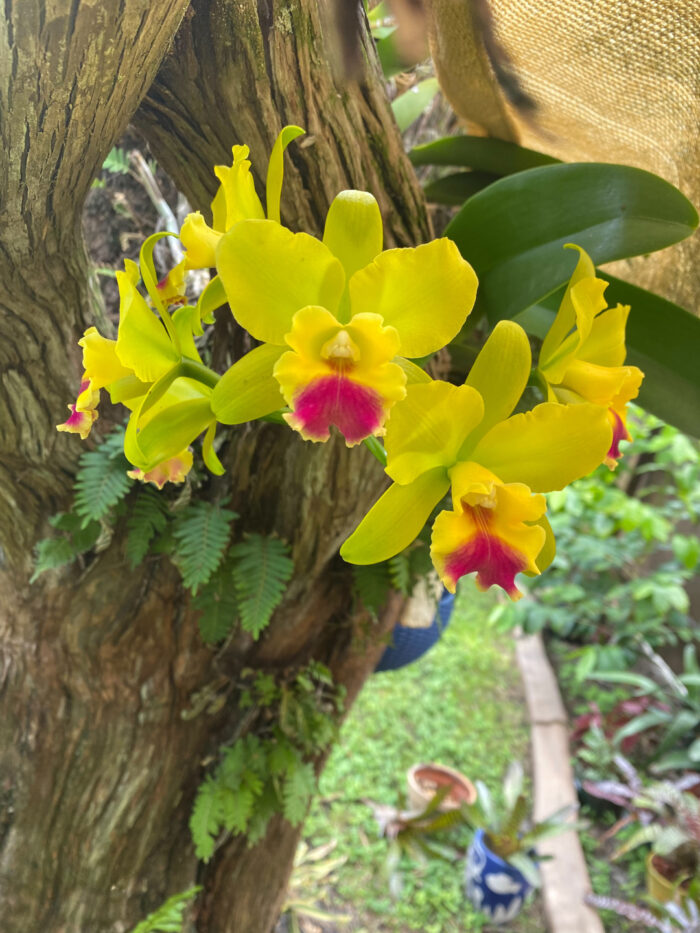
[445,163,698,324]
[375,32,408,78]
[423,171,501,206]
[410,135,559,175]
[392,78,439,132]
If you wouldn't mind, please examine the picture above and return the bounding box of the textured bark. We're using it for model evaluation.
[0,2,429,931]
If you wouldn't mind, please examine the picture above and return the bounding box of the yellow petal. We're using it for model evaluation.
[266,125,305,223]
[323,190,383,291]
[577,303,631,367]
[384,381,484,485]
[79,327,132,389]
[211,343,286,425]
[348,238,478,358]
[115,271,180,383]
[557,359,642,408]
[212,145,265,231]
[128,449,193,489]
[464,320,531,445]
[180,211,222,270]
[471,401,612,492]
[340,467,450,565]
[539,244,597,368]
[216,219,345,345]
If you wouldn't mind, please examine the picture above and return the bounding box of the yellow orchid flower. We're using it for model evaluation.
[341,321,612,599]
[180,125,304,269]
[58,236,221,484]
[211,190,478,445]
[537,245,644,469]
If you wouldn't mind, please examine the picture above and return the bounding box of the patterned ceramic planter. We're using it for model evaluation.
[374,590,454,672]
[464,829,532,924]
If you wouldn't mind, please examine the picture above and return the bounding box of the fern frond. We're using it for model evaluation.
[126,487,170,567]
[282,759,316,826]
[74,430,132,525]
[189,777,226,862]
[172,501,236,593]
[102,147,131,175]
[388,552,412,595]
[31,512,101,582]
[129,886,201,933]
[352,562,392,616]
[192,560,238,644]
[230,534,293,639]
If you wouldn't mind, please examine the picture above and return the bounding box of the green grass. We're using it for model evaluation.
[300,587,543,932]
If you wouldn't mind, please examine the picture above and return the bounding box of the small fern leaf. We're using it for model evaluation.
[172,501,236,593]
[102,147,131,175]
[74,430,132,525]
[282,759,316,826]
[220,784,254,835]
[352,562,392,616]
[189,776,225,862]
[126,487,170,567]
[192,561,238,644]
[31,512,101,582]
[230,535,294,639]
[129,886,201,933]
[388,552,411,595]
[31,537,78,582]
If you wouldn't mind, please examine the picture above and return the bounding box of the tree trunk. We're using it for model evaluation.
[0,2,429,931]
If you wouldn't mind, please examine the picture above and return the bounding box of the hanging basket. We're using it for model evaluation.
[374,590,454,673]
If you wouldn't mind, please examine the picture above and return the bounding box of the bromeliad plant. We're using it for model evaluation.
[57,123,700,607]
[461,761,579,887]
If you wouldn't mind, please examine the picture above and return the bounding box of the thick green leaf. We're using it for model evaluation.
[516,275,700,438]
[445,163,698,324]
[374,32,407,78]
[391,78,439,132]
[410,135,559,175]
[423,171,500,206]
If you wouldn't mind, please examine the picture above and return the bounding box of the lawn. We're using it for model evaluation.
[296,588,544,932]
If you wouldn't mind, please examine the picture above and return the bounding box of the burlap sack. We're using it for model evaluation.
[426,0,699,312]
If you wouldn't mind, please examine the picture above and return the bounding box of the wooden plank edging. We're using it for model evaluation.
[515,633,604,933]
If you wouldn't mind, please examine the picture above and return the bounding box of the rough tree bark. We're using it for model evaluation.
[0,2,429,931]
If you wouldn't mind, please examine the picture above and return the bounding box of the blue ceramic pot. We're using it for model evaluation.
[464,829,532,924]
[374,590,454,673]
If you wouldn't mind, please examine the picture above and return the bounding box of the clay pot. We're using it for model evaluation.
[406,762,477,812]
[646,853,690,905]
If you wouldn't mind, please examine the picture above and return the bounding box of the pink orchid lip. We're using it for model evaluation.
[442,507,526,599]
[605,408,630,468]
[287,372,384,445]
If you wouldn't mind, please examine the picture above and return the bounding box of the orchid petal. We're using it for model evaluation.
[115,271,180,382]
[202,423,225,475]
[577,303,631,367]
[265,125,305,223]
[128,449,193,489]
[196,275,227,325]
[432,463,546,598]
[471,401,611,492]
[172,305,203,359]
[131,397,213,472]
[539,244,597,367]
[464,320,531,443]
[340,467,450,565]
[323,191,383,300]
[348,238,477,358]
[212,144,265,230]
[79,327,132,389]
[181,211,221,270]
[385,382,484,485]
[211,343,286,425]
[395,357,432,385]
[216,219,345,344]
[556,359,642,408]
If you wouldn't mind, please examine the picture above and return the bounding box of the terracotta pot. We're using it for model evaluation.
[646,853,689,905]
[406,762,477,812]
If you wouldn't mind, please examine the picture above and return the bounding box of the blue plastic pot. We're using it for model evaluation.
[464,829,532,924]
[374,590,454,673]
